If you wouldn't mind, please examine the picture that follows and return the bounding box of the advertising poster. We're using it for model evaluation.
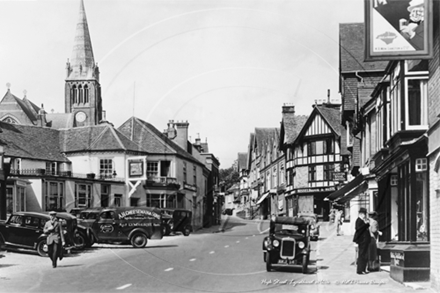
[365,0,432,61]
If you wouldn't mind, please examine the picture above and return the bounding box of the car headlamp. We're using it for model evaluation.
[310,225,315,230]
[273,239,280,247]
[298,241,305,249]
[264,239,270,248]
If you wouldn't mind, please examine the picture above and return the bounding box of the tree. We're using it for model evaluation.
[219,166,239,191]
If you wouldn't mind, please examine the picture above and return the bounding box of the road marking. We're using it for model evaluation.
[259,228,269,234]
[164,268,174,272]
[209,251,215,254]
[253,235,255,237]
[245,237,249,239]
[224,245,229,248]
[190,258,196,262]
[116,284,132,290]
[236,241,240,243]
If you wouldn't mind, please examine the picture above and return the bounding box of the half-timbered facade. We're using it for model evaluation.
[290,104,342,221]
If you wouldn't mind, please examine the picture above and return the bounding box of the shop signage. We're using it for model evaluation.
[332,172,347,181]
[184,183,197,192]
[296,186,336,194]
[364,0,433,61]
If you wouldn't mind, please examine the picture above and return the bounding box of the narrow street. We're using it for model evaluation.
[0,217,425,293]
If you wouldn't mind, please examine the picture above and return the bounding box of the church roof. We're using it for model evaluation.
[0,121,69,162]
[46,113,75,129]
[0,90,39,124]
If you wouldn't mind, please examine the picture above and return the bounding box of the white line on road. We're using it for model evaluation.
[245,237,248,239]
[236,241,240,243]
[259,228,269,234]
[209,251,215,254]
[116,284,132,290]
[189,258,196,261]
[164,268,174,272]
[224,245,229,248]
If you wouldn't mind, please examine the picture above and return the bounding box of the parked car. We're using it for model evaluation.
[298,213,320,241]
[262,216,313,274]
[0,211,81,257]
[76,208,103,247]
[87,207,163,248]
[162,209,193,236]
[69,208,84,217]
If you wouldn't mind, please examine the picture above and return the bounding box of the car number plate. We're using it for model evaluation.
[282,224,297,230]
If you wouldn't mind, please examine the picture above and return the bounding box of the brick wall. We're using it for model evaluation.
[428,10,440,290]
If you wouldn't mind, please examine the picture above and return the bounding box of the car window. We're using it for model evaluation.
[100,211,115,220]
[89,213,98,220]
[8,215,22,225]
[23,216,41,229]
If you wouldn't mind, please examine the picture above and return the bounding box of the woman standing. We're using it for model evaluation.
[367,211,382,272]
[43,211,65,268]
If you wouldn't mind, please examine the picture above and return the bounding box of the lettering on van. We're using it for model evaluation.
[118,209,161,220]
[100,224,114,233]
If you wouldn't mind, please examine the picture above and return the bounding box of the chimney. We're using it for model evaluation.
[37,104,47,127]
[166,120,177,139]
[172,120,189,150]
[282,103,295,121]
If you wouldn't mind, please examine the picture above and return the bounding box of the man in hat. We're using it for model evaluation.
[43,211,65,268]
[353,207,371,274]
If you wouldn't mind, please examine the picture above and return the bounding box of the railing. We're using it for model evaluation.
[9,169,124,181]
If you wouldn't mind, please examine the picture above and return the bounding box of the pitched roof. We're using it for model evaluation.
[0,121,68,162]
[281,114,308,145]
[59,123,143,153]
[237,152,248,171]
[254,128,279,154]
[118,117,204,166]
[316,106,341,136]
[0,90,39,124]
[46,113,75,129]
[339,23,388,73]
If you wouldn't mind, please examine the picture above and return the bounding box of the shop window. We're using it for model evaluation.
[75,183,91,208]
[114,194,122,207]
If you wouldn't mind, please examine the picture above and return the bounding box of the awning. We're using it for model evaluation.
[325,174,365,202]
[337,180,368,203]
[256,191,270,205]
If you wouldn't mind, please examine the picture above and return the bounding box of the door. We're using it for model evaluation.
[94,211,119,240]
[21,216,44,248]
[3,215,24,246]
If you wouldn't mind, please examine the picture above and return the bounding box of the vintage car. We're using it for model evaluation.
[87,207,163,248]
[262,216,313,274]
[298,213,320,241]
[0,211,82,257]
[161,209,193,236]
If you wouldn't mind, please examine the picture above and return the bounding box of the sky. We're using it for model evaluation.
[0,0,365,168]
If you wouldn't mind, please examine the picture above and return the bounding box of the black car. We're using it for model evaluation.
[76,208,103,247]
[0,212,80,257]
[262,216,313,274]
[161,209,193,236]
[298,213,320,241]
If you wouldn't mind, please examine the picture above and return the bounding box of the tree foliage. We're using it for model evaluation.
[219,167,239,191]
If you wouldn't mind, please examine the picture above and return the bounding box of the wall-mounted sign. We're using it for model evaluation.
[129,160,143,177]
[184,183,197,192]
[332,172,347,182]
[364,0,433,61]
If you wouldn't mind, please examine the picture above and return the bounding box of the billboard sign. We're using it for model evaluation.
[365,0,432,61]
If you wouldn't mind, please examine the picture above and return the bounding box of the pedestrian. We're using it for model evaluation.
[368,211,382,272]
[353,207,371,275]
[335,210,343,236]
[43,211,65,268]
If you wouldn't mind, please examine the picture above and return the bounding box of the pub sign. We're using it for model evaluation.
[364,0,432,61]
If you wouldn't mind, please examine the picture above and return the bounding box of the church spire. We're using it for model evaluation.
[66,0,98,81]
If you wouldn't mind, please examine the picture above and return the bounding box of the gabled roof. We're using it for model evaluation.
[0,121,68,162]
[254,128,279,154]
[60,123,144,153]
[237,152,248,171]
[339,23,388,73]
[0,90,40,124]
[280,114,308,146]
[118,117,204,166]
[293,105,341,145]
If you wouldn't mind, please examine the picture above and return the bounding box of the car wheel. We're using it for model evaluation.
[265,251,272,272]
[36,239,49,257]
[183,227,191,237]
[162,225,170,236]
[74,231,87,250]
[302,254,309,274]
[131,233,148,248]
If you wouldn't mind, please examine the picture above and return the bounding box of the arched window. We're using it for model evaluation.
[72,85,78,104]
[84,84,89,104]
[78,85,83,104]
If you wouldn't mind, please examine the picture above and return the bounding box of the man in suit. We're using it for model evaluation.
[353,207,371,275]
[43,211,65,268]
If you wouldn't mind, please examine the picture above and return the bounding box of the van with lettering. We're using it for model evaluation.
[88,207,163,248]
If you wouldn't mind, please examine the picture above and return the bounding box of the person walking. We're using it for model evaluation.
[43,211,65,268]
[336,210,343,236]
[353,207,371,275]
[368,211,382,272]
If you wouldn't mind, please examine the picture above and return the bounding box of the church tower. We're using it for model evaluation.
[65,0,102,127]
